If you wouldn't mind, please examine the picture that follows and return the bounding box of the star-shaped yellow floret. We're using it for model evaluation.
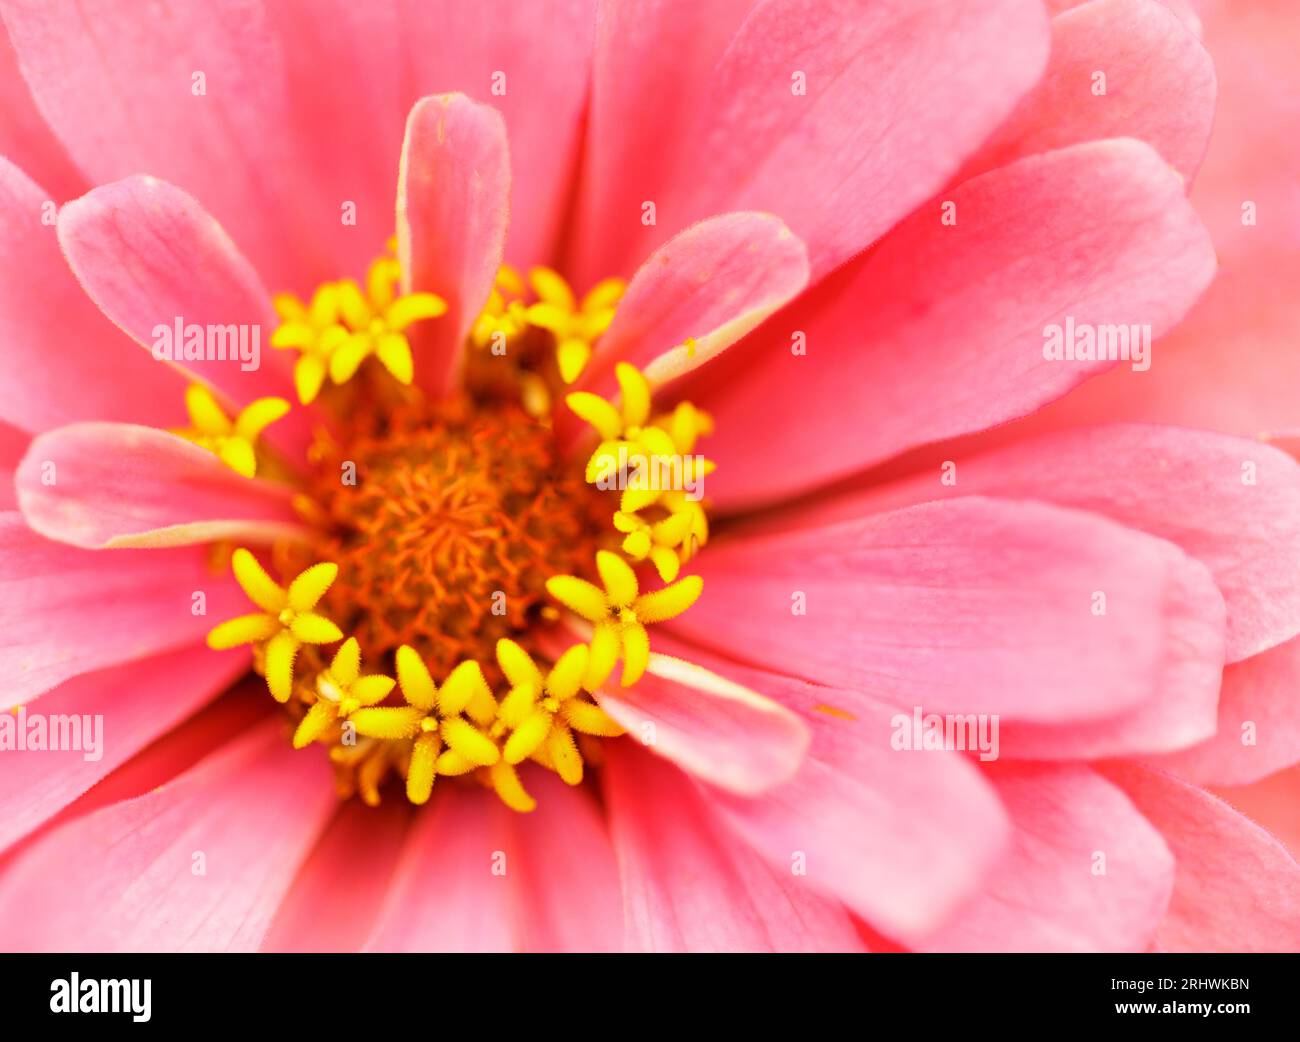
[491,639,624,786]
[656,400,715,455]
[545,550,703,689]
[426,704,539,814]
[206,548,343,702]
[270,283,352,404]
[524,266,625,384]
[347,646,499,805]
[328,258,446,386]
[470,264,529,349]
[271,250,446,398]
[171,384,288,479]
[566,363,679,483]
[293,638,396,748]
[613,507,695,582]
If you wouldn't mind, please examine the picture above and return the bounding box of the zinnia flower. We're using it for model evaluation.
[0,0,1298,953]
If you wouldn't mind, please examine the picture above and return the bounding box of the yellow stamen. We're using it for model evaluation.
[171,385,288,478]
[271,250,446,399]
[207,549,343,701]
[346,645,499,801]
[470,265,530,349]
[470,264,623,383]
[566,363,713,495]
[546,550,703,689]
[490,640,606,773]
[489,759,536,813]
[292,638,394,748]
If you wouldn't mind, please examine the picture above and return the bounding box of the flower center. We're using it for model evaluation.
[294,394,607,677]
[200,248,711,811]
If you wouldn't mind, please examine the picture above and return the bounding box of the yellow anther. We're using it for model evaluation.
[560,698,624,737]
[522,267,625,384]
[489,759,536,813]
[366,255,401,312]
[405,731,439,805]
[171,384,288,478]
[614,508,694,581]
[207,549,343,702]
[440,659,499,726]
[441,715,501,766]
[434,748,477,776]
[293,638,395,748]
[544,720,584,785]
[347,645,498,805]
[471,265,529,349]
[491,640,604,777]
[272,248,446,398]
[271,283,351,404]
[660,491,710,560]
[329,274,446,386]
[565,363,707,494]
[545,550,702,689]
[656,400,715,454]
[615,363,651,429]
[566,392,624,441]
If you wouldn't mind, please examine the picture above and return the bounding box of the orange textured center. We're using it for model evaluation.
[297,394,606,677]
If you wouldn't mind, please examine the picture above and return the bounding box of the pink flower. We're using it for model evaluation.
[1,0,1298,952]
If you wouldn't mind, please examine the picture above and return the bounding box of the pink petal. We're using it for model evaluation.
[1156,634,1300,786]
[574,0,1050,283]
[814,424,1300,663]
[364,771,624,953]
[960,0,1215,183]
[593,649,809,796]
[262,800,414,952]
[1213,764,1300,863]
[689,139,1215,510]
[57,176,313,457]
[0,0,314,291]
[43,679,273,826]
[1103,763,1300,952]
[676,496,1222,724]
[577,213,809,394]
[603,741,866,952]
[0,510,247,702]
[0,158,183,434]
[984,1,1300,443]
[507,771,624,953]
[0,720,335,951]
[920,764,1174,952]
[362,786,515,952]
[397,94,509,397]
[991,549,1222,760]
[16,422,304,549]
[0,644,245,855]
[0,28,83,201]
[651,633,1011,942]
[0,418,28,508]
[1047,0,1202,34]
[263,0,594,274]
